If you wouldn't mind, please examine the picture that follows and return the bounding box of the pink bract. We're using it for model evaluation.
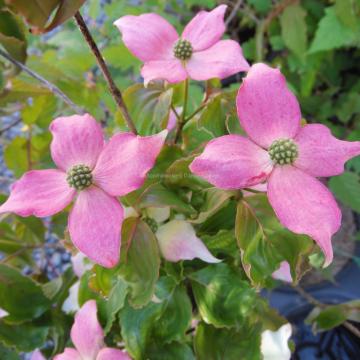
[114,5,249,84]
[272,261,292,283]
[54,300,131,360]
[190,63,360,267]
[0,114,166,268]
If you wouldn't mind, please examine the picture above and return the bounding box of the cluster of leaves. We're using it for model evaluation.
[0,0,359,359]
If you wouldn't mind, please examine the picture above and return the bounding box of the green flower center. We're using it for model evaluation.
[66,164,93,190]
[143,217,158,233]
[173,39,193,60]
[268,138,298,165]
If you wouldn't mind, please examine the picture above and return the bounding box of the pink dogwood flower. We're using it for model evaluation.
[114,5,249,85]
[55,300,131,360]
[190,63,360,267]
[0,114,166,268]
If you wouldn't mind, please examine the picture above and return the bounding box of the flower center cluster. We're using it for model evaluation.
[143,217,158,233]
[67,164,93,190]
[173,39,193,60]
[268,138,298,165]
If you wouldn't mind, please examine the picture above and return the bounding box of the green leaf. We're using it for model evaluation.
[5,0,85,33]
[21,94,57,126]
[0,342,20,360]
[165,154,207,189]
[191,188,235,224]
[103,277,128,334]
[120,300,164,359]
[5,0,59,28]
[197,95,227,137]
[40,0,86,33]
[15,216,45,244]
[308,7,358,53]
[118,83,173,135]
[120,277,192,359]
[194,322,261,360]
[238,195,313,284]
[153,277,192,343]
[335,92,360,123]
[198,92,238,138]
[147,342,195,360]
[248,0,272,14]
[0,264,50,322]
[0,320,48,352]
[335,0,360,31]
[306,305,347,331]
[102,44,141,71]
[119,218,160,308]
[329,171,360,213]
[235,200,278,285]
[48,310,72,357]
[280,4,307,60]
[0,79,50,107]
[0,9,27,64]
[124,183,195,216]
[202,229,238,258]
[189,263,256,328]
[184,0,217,7]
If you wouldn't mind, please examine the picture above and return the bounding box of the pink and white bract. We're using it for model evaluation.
[190,63,360,267]
[0,114,166,268]
[54,300,131,360]
[156,220,220,263]
[114,5,249,84]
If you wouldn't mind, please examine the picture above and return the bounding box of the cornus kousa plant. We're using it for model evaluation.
[0,2,359,359]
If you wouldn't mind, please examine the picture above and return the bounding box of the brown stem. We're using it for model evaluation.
[255,0,298,61]
[174,78,189,144]
[263,0,298,31]
[74,11,137,134]
[26,125,32,170]
[0,118,21,135]
[0,243,62,264]
[293,285,360,339]
[343,321,360,338]
[225,0,244,26]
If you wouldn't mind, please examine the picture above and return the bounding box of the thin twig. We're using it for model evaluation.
[293,285,360,339]
[343,321,360,338]
[0,118,21,135]
[185,103,206,122]
[174,78,189,144]
[293,285,323,308]
[263,0,298,31]
[225,0,243,26]
[0,243,62,264]
[26,125,32,170]
[254,0,297,61]
[170,104,181,121]
[74,11,137,134]
[0,48,84,114]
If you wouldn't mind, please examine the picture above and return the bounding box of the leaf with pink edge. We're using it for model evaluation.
[119,218,160,308]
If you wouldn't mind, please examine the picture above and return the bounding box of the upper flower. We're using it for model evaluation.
[55,300,131,360]
[0,114,166,268]
[190,63,360,267]
[114,5,249,84]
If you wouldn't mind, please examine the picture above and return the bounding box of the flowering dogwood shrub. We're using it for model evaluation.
[0,1,359,359]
